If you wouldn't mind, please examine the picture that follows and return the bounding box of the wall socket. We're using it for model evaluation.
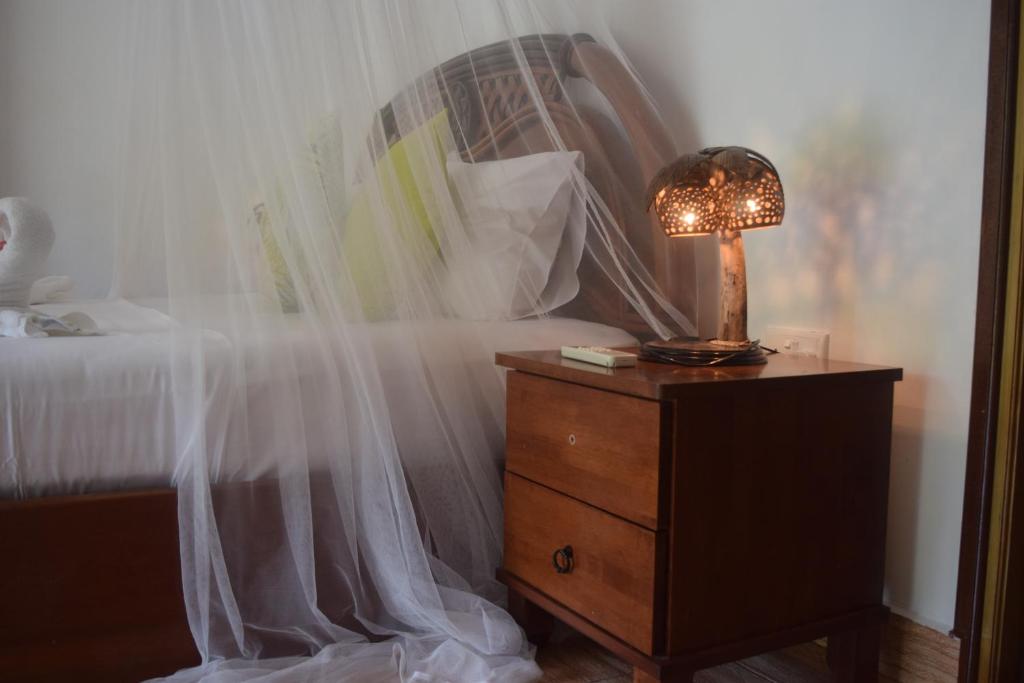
[763,326,830,359]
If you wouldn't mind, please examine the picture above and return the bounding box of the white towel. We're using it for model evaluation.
[0,198,55,309]
[37,300,173,335]
[0,199,99,338]
[0,309,98,338]
[29,275,74,304]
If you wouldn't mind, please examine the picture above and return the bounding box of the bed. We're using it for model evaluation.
[1,299,635,498]
[0,34,694,682]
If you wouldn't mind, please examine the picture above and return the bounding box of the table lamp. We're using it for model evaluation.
[643,146,784,365]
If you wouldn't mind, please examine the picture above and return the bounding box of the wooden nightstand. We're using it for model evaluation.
[495,350,902,683]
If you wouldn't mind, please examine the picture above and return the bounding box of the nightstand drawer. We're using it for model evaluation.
[506,371,664,529]
[503,473,660,654]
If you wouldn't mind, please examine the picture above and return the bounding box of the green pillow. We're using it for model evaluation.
[341,109,450,319]
[257,112,349,313]
[257,109,450,317]
[255,200,301,313]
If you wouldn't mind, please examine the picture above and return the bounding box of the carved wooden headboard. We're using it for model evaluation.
[379,34,694,337]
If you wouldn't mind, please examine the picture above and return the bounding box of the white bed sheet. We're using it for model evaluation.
[1,300,636,497]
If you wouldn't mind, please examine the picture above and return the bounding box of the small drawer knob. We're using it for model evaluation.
[568,434,576,446]
[552,545,574,574]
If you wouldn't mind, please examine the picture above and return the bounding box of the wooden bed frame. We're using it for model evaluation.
[0,34,690,682]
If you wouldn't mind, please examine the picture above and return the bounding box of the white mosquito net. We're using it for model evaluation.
[101,1,702,680]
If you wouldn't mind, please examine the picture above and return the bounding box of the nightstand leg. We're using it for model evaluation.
[634,667,692,683]
[827,623,882,682]
[507,588,554,646]
[633,667,660,683]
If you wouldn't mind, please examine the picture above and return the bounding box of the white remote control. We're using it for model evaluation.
[560,345,637,368]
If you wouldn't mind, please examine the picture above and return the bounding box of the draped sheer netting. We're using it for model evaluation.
[105,1,703,680]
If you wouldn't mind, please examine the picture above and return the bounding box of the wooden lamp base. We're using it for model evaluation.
[718,229,748,344]
[641,230,766,365]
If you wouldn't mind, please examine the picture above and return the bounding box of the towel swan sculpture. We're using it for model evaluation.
[0,197,55,309]
[0,198,95,337]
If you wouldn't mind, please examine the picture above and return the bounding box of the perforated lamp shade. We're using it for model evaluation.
[645,146,784,343]
[646,146,784,236]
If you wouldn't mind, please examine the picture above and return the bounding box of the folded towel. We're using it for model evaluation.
[29,275,74,304]
[0,309,98,338]
[37,299,176,334]
[0,198,55,309]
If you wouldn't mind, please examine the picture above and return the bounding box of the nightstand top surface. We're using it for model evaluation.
[496,349,902,400]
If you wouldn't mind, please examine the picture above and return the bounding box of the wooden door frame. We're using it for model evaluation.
[955,0,1024,680]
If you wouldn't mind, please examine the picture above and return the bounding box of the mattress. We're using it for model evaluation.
[0,299,636,497]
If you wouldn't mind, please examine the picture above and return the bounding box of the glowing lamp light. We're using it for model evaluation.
[645,146,784,345]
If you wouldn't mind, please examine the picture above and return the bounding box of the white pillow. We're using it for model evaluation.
[444,150,586,320]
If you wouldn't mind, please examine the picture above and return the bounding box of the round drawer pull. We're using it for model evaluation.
[568,434,576,446]
[552,545,574,574]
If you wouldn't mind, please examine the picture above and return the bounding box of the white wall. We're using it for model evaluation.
[1,0,989,632]
[592,1,990,631]
[0,0,124,297]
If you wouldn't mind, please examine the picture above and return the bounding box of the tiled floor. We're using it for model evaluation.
[536,632,899,682]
